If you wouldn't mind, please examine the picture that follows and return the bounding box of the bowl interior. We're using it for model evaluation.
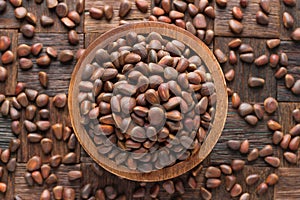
[68,22,228,182]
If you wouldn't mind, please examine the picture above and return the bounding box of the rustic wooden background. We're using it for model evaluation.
[0,0,299,199]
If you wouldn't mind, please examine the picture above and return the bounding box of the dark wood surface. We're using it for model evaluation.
[277,41,300,102]
[17,33,84,96]
[84,0,150,33]
[214,0,281,38]
[0,30,18,96]
[214,37,277,103]
[0,0,299,199]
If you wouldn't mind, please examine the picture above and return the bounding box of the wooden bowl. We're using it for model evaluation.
[68,22,228,182]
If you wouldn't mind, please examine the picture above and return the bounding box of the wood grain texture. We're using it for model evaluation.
[17,109,42,163]
[0,29,18,96]
[214,37,277,103]
[277,41,300,102]
[213,166,274,200]
[21,0,84,33]
[17,98,80,163]
[84,32,102,48]
[84,0,151,33]
[0,3,20,29]
[241,166,275,200]
[81,162,137,199]
[280,1,300,40]
[0,161,15,200]
[0,116,15,150]
[17,33,84,97]
[158,172,205,200]
[150,0,214,48]
[14,163,81,200]
[0,0,84,32]
[210,103,279,167]
[274,168,300,199]
[278,103,300,167]
[14,163,48,200]
[214,0,280,38]
[54,164,81,199]
[46,98,80,163]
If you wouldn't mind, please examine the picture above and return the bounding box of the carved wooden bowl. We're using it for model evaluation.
[69,22,228,182]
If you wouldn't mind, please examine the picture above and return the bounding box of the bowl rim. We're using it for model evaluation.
[68,21,228,182]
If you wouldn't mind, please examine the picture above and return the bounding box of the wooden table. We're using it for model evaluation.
[0,0,299,199]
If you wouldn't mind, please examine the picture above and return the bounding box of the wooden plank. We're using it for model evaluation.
[214,37,277,103]
[0,161,15,200]
[204,1,214,32]
[214,0,280,38]
[85,32,102,48]
[0,3,20,29]
[0,0,84,32]
[46,98,80,163]
[84,11,120,34]
[214,166,274,200]
[5,167,15,200]
[0,116,15,150]
[157,173,204,200]
[54,164,81,199]
[17,98,80,163]
[16,99,43,163]
[274,168,300,199]
[210,103,279,167]
[149,0,214,48]
[241,166,275,200]
[17,33,84,97]
[278,102,300,167]
[277,64,300,102]
[17,108,38,163]
[19,0,84,33]
[14,163,81,199]
[14,163,47,200]
[280,1,300,40]
[84,0,151,33]
[81,162,137,199]
[277,41,300,102]
[0,29,18,96]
